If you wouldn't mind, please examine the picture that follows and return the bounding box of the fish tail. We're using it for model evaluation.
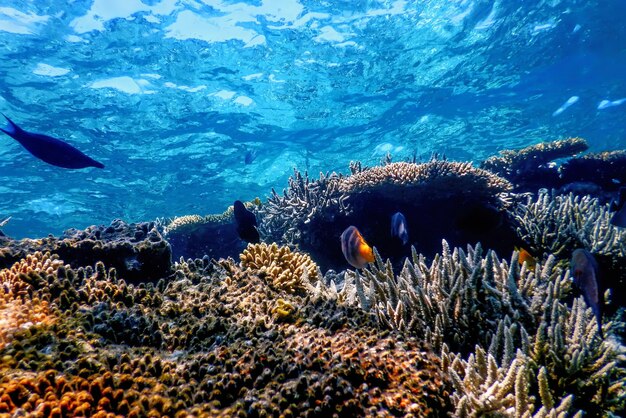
[0,113,20,137]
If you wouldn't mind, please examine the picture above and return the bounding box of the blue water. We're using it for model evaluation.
[0,0,625,238]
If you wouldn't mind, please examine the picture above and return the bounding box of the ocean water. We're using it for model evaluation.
[0,0,625,238]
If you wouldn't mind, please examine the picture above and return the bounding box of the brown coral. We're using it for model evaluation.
[0,249,453,418]
[240,243,320,294]
[257,161,516,271]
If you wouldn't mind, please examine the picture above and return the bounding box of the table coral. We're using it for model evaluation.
[560,150,626,190]
[339,160,512,201]
[258,161,516,271]
[161,199,262,261]
[480,138,588,190]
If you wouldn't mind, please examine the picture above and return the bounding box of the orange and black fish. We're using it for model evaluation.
[570,248,603,338]
[515,247,536,270]
[341,225,374,269]
[233,200,260,243]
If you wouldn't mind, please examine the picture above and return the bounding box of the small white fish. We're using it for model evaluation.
[552,95,579,116]
[597,98,626,110]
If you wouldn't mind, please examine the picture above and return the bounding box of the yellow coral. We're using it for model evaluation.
[271,298,296,321]
[240,243,320,294]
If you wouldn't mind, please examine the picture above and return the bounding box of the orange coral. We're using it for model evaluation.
[0,252,59,349]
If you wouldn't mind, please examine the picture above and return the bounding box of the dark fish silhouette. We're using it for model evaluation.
[0,114,104,169]
[390,211,409,245]
[244,149,257,165]
[341,225,374,269]
[570,248,603,338]
[233,200,260,243]
[609,186,626,228]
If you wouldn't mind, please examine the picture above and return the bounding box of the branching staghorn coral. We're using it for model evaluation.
[331,242,535,355]
[513,192,626,259]
[443,288,626,416]
[256,168,348,245]
[309,241,625,416]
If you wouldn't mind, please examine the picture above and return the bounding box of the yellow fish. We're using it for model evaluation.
[515,246,536,270]
[341,226,374,269]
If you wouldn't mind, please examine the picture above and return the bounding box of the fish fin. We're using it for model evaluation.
[610,207,626,228]
[0,113,20,136]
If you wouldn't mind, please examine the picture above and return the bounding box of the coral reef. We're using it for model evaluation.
[0,251,452,417]
[0,219,171,283]
[161,199,262,261]
[480,138,588,190]
[258,169,346,246]
[2,156,626,417]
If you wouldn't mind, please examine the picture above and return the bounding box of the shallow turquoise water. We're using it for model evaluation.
[0,0,625,238]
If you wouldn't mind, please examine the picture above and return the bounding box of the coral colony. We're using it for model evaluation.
[1,139,625,417]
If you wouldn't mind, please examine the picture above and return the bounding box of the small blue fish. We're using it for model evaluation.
[0,114,104,169]
[570,248,603,338]
[244,149,257,165]
[609,187,626,228]
[233,200,260,243]
[390,212,409,245]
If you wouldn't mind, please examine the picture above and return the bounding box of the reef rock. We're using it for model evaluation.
[0,219,171,283]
